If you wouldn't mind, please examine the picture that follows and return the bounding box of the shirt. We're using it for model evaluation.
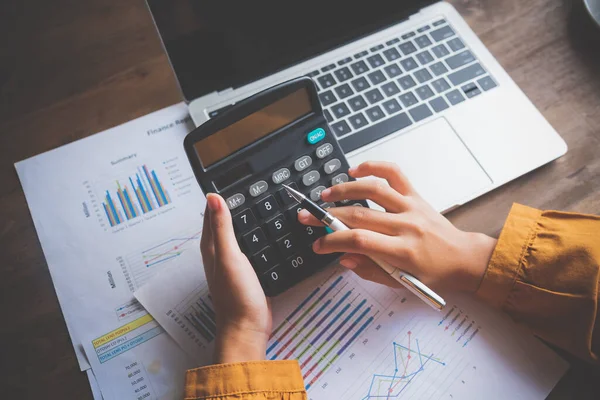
[184,204,600,399]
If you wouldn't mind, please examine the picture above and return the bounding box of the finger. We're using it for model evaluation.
[349,161,416,196]
[207,193,240,261]
[321,180,409,212]
[313,229,406,264]
[339,254,403,288]
[297,209,325,226]
[299,207,400,236]
[200,203,215,260]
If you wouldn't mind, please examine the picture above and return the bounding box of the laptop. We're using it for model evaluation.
[145,0,567,213]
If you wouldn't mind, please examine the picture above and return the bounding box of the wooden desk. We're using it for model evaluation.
[0,0,598,398]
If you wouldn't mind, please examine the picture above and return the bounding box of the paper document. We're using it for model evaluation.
[138,262,569,400]
[81,314,195,399]
[15,102,202,372]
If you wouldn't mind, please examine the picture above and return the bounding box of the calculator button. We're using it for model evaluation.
[262,265,290,293]
[294,155,313,172]
[242,228,268,254]
[277,233,298,257]
[307,128,326,145]
[310,186,327,202]
[225,193,245,210]
[320,202,336,209]
[285,205,304,223]
[323,159,342,175]
[331,173,349,185]
[272,168,291,184]
[255,195,279,218]
[298,225,327,244]
[266,214,288,238]
[252,246,279,273]
[277,183,300,206]
[232,208,257,233]
[315,143,334,159]
[284,254,308,273]
[249,180,269,197]
[302,170,321,187]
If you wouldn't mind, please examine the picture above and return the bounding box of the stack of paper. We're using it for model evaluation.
[16,103,569,399]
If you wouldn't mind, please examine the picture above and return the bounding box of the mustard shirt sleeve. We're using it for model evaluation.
[476,203,600,363]
[184,360,307,399]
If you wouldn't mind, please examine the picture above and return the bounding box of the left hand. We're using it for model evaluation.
[200,193,272,363]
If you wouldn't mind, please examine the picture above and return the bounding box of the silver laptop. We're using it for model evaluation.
[146,1,566,213]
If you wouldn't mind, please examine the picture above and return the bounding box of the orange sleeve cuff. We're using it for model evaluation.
[185,360,305,399]
[476,203,542,308]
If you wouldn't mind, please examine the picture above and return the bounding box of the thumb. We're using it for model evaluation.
[206,193,239,259]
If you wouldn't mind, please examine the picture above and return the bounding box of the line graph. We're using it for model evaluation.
[118,229,202,292]
[363,332,445,399]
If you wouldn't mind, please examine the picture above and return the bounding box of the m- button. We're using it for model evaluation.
[249,181,268,197]
[294,155,313,172]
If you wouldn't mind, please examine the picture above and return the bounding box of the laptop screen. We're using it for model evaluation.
[146,1,435,102]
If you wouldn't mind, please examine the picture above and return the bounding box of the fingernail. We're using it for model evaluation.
[207,194,221,212]
[339,258,358,269]
[312,239,321,252]
[298,209,310,221]
[321,188,331,199]
[348,166,357,175]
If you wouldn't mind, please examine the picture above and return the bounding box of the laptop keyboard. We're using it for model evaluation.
[209,19,498,153]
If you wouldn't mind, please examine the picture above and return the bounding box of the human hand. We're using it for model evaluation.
[200,193,272,363]
[298,161,497,293]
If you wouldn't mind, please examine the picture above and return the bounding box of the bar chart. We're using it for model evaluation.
[102,164,172,227]
[267,274,384,390]
[168,283,217,346]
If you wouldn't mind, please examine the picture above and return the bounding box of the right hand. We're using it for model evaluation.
[298,161,497,293]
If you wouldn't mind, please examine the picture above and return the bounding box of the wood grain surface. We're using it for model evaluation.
[0,0,599,398]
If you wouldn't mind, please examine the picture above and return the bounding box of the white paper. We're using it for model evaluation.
[15,103,204,371]
[81,313,195,400]
[87,369,103,400]
[138,263,569,400]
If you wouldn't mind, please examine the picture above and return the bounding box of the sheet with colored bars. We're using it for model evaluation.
[136,263,569,400]
[82,312,196,400]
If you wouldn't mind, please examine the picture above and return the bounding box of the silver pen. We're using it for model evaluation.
[283,183,445,311]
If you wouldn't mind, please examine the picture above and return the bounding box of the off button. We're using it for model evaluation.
[307,128,326,144]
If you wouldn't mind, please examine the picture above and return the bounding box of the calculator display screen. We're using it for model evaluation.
[194,88,312,167]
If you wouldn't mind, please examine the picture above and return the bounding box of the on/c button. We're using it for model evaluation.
[307,128,326,144]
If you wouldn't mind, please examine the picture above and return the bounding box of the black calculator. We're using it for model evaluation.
[184,77,367,296]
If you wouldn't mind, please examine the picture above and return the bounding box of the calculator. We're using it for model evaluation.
[184,77,367,296]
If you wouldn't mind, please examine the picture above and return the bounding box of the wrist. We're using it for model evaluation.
[213,324,268,364]
[456,232,497,293]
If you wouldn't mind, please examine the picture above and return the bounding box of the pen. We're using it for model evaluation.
[283,183,446,311]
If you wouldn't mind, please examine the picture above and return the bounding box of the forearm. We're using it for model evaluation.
[476,203,600,363]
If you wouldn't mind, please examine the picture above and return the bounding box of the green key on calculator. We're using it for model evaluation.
[184,77,367,296]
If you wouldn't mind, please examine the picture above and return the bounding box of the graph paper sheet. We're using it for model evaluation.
[138,262,569,400]
[14,102,204,374]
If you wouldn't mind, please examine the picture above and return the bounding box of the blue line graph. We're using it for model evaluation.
[363,332,446,399]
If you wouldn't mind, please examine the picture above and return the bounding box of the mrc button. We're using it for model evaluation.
[272,168,291,184]
[307,127,326,144]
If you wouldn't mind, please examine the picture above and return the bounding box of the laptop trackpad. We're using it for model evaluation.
[347,118,492,212]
